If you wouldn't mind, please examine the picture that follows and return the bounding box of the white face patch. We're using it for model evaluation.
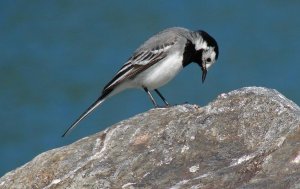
[194,39,208,51]
[203,48,217,69]
[206,62,213,69]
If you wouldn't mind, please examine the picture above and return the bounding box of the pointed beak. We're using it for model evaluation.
[201,63,207,83]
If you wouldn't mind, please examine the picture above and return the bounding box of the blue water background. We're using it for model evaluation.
[0,1,299,176]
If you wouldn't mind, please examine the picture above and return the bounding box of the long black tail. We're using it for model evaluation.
[62,97,106,137]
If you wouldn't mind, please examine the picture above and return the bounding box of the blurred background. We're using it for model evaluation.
[0,0,299,176]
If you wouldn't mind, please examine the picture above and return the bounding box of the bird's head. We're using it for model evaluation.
[192,30,219,83]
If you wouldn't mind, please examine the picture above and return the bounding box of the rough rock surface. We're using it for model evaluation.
[1,87,300,189]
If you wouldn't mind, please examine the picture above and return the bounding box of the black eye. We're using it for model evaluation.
[207,58,211,62]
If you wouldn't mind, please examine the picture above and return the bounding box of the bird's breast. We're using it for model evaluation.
[135,52,183,90]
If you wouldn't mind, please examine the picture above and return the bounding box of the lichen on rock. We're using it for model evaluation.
[1,87,300,189]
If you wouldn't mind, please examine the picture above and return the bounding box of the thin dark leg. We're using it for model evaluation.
[144,87,158,108]
[154,89,169,106]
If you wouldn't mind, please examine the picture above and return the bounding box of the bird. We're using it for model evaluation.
[62,27,219,137]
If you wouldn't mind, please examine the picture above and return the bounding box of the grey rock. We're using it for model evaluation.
[1,87,300,189]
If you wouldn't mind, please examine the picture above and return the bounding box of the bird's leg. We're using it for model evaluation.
[154,89,169,107]
[144,87,158,108]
